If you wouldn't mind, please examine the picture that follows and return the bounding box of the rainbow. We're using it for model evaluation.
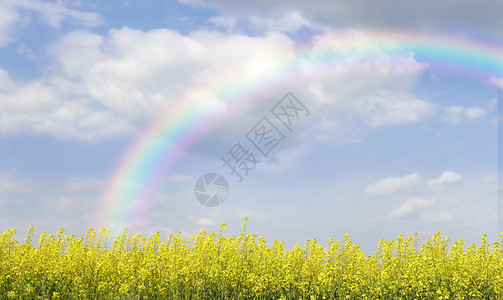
[97,29,503,234]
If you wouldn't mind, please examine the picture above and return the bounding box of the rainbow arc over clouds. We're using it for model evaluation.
[97,29,503,234]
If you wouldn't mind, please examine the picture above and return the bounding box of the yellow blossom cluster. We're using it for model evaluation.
[1,218,502,299]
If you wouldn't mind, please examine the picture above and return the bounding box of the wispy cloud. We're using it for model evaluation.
[366,171,463,196]
[358,92,436,127]
[249,11,317,33]
[196,218,216,227]
[365,173,422,196]
[489,76,503,89]
[179,0,503,38]
[428,171,462,186]
[389,197,435,219]
[208,16,236,29]
[0,0,102,47]
[17,0,103,28]
[442,106,487,124]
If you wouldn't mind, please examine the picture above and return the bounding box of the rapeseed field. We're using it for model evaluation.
[1,218,502,299]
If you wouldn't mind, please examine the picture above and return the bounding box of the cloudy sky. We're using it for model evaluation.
[0,0,502,254]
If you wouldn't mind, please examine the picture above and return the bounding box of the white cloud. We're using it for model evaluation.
[366,171,463,196]
[196,218,216,227]
[428,171,462,186]
[0,68,136,141]
[0,70,59,113]
[208,16,236,28]
[442,105,486,123]
[464,107,486,120]
[0,2,21,47]
[179,0,503,38]
[489,76,503,89]
[17,0,103,28]
[389,197,435,219]
[295,30,435,142]
[443,106,464,124]
[249,10,315,33]
[17,43,36,60]
[0,0,102,47]
[357,92,435,127]
[47,30,105,76]
[365,173,422,196]
[48,28,295,128]
[0,27,449,144]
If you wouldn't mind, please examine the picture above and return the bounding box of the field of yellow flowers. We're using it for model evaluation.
[1,218,502,300]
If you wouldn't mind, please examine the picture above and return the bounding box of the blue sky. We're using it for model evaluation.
[0,0,502,254]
